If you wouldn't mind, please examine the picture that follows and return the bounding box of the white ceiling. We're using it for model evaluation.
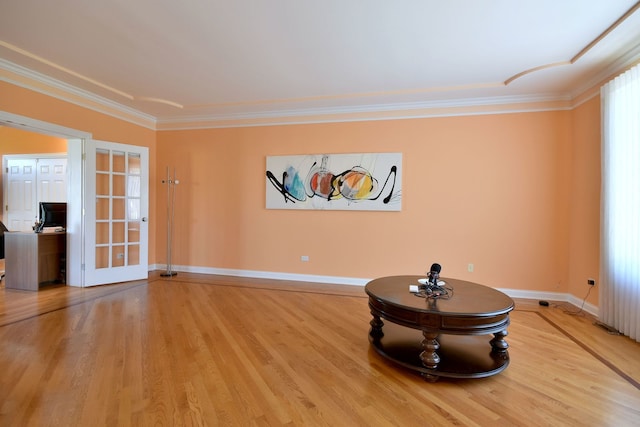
[1,1,640,128]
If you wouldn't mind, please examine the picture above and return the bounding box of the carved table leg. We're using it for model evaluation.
[419,331,440,381]
[490,329,509,354]
[369,314,384,339]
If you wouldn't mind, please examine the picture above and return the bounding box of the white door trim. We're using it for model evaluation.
[0,112,92,139]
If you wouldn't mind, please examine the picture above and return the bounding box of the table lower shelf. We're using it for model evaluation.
[370,322,509,380]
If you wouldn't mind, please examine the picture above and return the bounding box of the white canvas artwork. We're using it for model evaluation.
[266,152,402,211]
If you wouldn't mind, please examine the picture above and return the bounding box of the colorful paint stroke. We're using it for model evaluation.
[266,153,402,211]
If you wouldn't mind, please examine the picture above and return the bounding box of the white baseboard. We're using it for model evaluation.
[150,263,599,316]
[151,263,370,286]
[496,287,599,316]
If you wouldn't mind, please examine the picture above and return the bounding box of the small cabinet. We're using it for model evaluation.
[5,231,66,291]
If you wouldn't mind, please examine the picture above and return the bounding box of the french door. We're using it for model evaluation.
[83,139,149,286]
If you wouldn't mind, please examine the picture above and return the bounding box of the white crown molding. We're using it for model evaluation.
[0,59,157,130]
[0,56,614,131]
[569,45,640,109]
[156,95,574,130]
[1,57,575,130]
[570,41,640,101]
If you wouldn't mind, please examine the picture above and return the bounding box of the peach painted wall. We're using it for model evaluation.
[157,111,574,292]
[568,96,601,306]
[0,126,67,223]
[0,125,67,152]
[0,81,158,263]
[1,79,603,300]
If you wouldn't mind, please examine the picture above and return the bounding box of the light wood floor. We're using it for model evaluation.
[1,273,639,426]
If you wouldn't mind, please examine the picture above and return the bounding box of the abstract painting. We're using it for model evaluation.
[266,152,402,211]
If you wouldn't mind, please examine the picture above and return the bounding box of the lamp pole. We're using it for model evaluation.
[161,166,179,277]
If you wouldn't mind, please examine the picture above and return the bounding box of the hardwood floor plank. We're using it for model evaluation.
[1,273,639,426]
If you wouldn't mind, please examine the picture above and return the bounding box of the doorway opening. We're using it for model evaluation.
[0,111,89,287]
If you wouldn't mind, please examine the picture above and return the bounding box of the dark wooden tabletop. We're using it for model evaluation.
[365,275,514,316]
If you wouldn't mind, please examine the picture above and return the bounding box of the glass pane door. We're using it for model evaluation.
[85,140,148,286]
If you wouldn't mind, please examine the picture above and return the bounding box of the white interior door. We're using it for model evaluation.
[37,158,68,202]
[5,158,37,231]
[84,139,149,286]
[3,155,68,231]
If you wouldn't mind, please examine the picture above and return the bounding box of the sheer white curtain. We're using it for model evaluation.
[600,63,640,342]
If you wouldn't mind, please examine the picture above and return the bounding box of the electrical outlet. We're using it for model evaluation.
[468,263,474,273]
[587,278,596,286]
[301,255,309,262]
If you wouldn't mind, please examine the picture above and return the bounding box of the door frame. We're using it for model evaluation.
[1,111,90,286]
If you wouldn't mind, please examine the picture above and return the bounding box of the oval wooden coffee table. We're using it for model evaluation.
[365,275,515,381]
